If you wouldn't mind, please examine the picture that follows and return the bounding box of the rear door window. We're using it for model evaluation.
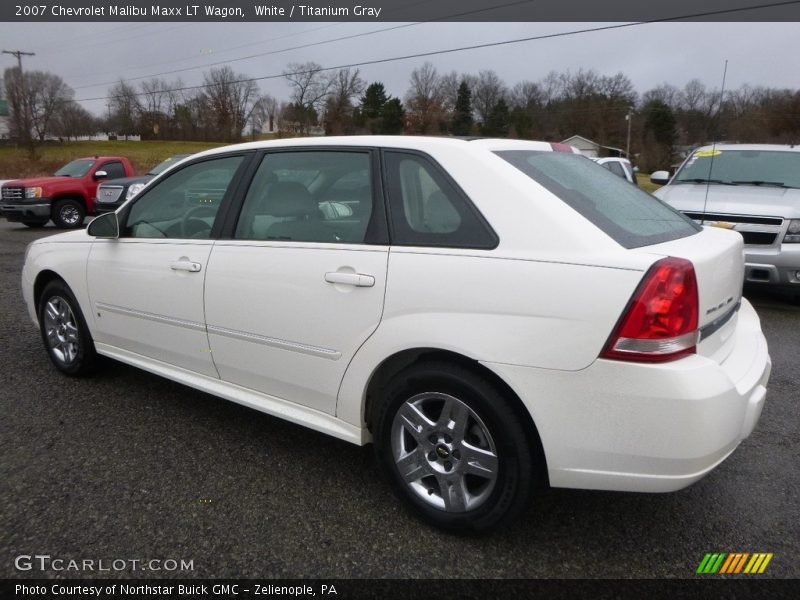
[383,151,497,249]
[496,151,699,248]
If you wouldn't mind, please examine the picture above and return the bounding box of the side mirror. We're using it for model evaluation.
[87,212,119,238]
[94,170,108,180]
[650,170,670,185]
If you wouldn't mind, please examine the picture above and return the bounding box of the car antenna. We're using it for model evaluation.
[702,59,728,222]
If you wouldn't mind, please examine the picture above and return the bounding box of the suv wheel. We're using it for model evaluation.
[373,361,538,532]
[38,280,97,376]
[52,199,85,229]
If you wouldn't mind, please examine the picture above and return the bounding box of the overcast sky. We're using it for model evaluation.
[0,21,797,115]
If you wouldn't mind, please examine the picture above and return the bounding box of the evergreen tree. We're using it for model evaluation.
[484,98,510,137]
[381,98,405,134]
[452,80,474,136]
[359,82,389,133]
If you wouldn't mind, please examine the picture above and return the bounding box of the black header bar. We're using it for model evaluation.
[2,0,800,22]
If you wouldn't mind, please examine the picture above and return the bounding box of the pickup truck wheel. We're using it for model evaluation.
[52,199,85,229]
[38,280,97,376]
[373,362,537,533]
[22,220,48,228]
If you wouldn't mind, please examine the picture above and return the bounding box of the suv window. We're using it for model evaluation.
[384,151,497,248]
[234,151,373,244]
[604,161,626,179]
[100,161,127,180]
[496,151,699,249]
[123,155,243,239]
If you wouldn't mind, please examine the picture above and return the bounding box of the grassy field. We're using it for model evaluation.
[0,140,226,179]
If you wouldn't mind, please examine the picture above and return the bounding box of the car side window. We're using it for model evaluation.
[383,151,497,249]
[604,161,627,179]
[101,161,127,180]
[123,155,243,239]
[234,151,373,244]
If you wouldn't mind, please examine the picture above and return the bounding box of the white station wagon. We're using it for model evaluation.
[22,136,771,531]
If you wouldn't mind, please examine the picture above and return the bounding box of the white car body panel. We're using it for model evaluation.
[87,238,219,378]
[21,136,772,496]
[204,241,389,415]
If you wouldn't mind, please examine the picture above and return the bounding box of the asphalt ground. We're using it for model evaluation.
[1,220,798,581]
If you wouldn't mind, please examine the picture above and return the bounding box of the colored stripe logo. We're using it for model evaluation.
[697,552,773,574]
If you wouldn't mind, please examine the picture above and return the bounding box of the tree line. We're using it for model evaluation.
[4,62,799,170]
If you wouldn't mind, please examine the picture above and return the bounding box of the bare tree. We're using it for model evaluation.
[249,93,279,138]
[323,68,365,134]
[52,101,97,140]
[107,79,142,135]
[23,71,73,141]
[404,62,445,134]
[472,70,506,124]
[202,66,259,141]
[283,61,333,133]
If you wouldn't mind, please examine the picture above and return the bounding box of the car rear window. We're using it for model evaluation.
[496,151,700,248]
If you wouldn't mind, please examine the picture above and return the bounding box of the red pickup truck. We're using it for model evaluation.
[0,156,135,228]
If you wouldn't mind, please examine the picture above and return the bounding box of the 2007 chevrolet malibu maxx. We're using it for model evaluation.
[22,137,771,531]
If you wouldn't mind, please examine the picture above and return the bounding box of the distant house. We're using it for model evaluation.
[561,135,625,159]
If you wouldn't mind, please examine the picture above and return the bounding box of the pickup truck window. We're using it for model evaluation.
[55,159,95,177]
[101,161,126,180]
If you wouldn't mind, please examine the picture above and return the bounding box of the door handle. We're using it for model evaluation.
[170,259,202,272]
[324,272,375,287]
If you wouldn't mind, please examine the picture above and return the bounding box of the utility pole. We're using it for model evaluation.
[2,49,36,156]
[625,109,632,159]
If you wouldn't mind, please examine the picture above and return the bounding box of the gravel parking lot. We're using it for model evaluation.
[1,220,798,580]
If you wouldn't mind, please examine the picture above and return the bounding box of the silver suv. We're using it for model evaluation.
[653,144,800,294]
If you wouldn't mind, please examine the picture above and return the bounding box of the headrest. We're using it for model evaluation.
[260,181,317,218]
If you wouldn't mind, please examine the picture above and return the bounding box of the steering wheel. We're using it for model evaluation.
[180,205,217,238]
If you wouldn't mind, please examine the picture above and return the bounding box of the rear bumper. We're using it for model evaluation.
[0,201,51,221]
[484,298,771,493]
[744,244,800,286]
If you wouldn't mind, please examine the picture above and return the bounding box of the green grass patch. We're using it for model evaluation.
[0,140,227,179]
[637,172,662,193]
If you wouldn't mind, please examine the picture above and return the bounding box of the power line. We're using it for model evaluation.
[72,0,800,105]
[72,0,539,90]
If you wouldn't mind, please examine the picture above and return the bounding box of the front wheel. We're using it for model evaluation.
[52,199,85,229]
[38,280,97,376]
[373,362,539,532]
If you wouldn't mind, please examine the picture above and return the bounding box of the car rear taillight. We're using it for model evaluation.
[601,257,699,363]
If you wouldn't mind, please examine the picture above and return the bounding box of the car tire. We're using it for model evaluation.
[373,361,539,533]
[52,199,85,229]
[22,220,48,228]
[38,280,97,376]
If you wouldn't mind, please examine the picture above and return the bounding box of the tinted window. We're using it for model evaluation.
[605,161,626,179]
[234,151,373,244]
[496,151,699,249]
[101,161,126,180]
[124,155,243,239]
[384,151,497,249]
[674,149,800,188]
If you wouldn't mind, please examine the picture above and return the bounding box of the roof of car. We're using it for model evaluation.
[693,143,800,153]
[189,136,578,160]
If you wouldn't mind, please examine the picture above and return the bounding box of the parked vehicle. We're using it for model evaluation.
[0,156,135,228]
[94,154,192,214]
[653,144,800,293]
[22,137,770,531]
[593,156,637,184]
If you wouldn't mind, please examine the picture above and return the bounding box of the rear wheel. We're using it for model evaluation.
[52,199,85,229]
[373,361,538,532]
[38,280,97,376]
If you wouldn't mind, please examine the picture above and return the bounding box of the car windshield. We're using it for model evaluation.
[54,159,95,177]
[674,149,800,188]
[495,151,699,249]
[147,154,191,176]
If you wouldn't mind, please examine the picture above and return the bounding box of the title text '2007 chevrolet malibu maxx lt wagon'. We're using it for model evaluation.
[22,137,771,531]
